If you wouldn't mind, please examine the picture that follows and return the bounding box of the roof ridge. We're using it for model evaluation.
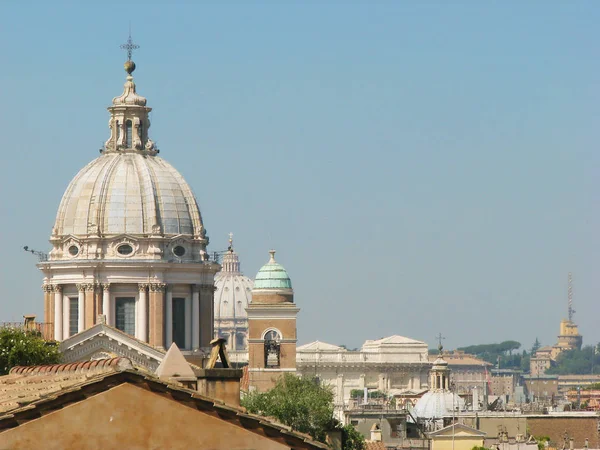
[9,357,133,376]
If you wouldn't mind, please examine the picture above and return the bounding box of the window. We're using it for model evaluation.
[172,298,186,349]
[236,333,245,350]
[115,297,135,335]
[126,120,132,148]
[69,297,78,336]
[68,245,79,256]
[117,244,133,256]
[173,246,185,257]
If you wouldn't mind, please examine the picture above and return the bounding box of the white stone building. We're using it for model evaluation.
[39,47,219,357]
[296,335,431,415]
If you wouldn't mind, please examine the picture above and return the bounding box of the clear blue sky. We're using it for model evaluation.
[0,2,598,351]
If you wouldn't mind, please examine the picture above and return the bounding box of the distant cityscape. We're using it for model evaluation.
[1,36,598,450]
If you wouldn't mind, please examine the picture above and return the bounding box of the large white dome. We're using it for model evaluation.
[53,152,204,237]
[213,237,253,351]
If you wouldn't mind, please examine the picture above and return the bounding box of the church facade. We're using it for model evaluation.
[38,49,219,355]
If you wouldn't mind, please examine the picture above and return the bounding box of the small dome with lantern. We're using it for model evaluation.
[214,235,253,351]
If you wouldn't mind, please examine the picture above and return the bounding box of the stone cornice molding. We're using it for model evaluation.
[149,283,166,292]
[199,284,215,292]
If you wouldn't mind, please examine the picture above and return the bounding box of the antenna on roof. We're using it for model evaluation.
[23,246,48,262]
[568,272,575,322]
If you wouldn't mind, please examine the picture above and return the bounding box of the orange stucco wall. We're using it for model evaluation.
[0,383,290,450]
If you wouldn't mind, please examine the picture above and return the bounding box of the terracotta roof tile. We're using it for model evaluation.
[365,441,386,450]
[0,367,328,449]
[1,358,133,414]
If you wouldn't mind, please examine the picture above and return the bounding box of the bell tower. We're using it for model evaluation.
[247,250,299,392]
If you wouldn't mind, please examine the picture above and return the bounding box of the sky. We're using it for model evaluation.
[0,1,598,352]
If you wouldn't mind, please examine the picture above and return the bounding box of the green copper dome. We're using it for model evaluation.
[253,250,292,290]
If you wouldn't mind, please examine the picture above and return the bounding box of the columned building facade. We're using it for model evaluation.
[39,53,219,353]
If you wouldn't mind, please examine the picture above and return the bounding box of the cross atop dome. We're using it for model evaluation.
[120,31,139,75]
[121,31,139,61]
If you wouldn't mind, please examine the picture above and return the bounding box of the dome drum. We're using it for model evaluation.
[49,233,210,263]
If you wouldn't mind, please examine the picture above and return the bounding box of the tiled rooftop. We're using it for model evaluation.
[0,358,328,449]
[0,358,132,414]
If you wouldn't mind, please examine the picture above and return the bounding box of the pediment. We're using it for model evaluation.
[60,324,164,372]
[428,423,486,438]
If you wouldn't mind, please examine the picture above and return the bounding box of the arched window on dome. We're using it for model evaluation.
[138,121,143,143]
[125,120,132,148]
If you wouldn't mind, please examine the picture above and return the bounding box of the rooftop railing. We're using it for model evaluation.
[0,320,54,341]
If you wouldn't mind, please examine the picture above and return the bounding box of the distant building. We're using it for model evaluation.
[296,335,430,417]
[566,388,600,411]
[530,276,583,375]
[413,347,466,431]
[214,235,253,352]
[428,423,487,450]
[523,374,559,402]
[430,350,492,399]
[490,369,522,401]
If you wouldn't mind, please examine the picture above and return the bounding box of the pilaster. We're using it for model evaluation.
[199,284,215,349]
[76,284,86,333]
[149,283,166,349]
[52,284,63,341]
[192,285,200,350]
[42,284,53,328]
[84,283,96,329]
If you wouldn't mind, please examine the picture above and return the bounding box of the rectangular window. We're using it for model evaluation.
[116,297,135,336]
[172,298,186,349]
[69,297,78,336]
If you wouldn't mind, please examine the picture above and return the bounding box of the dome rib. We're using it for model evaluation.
[93,154,121,235]
[53,153,205,239]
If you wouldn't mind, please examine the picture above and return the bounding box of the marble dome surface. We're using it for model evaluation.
[53,152,204,237]
[412,390,466,420]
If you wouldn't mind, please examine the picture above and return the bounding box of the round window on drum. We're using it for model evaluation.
[117,244,134,256]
